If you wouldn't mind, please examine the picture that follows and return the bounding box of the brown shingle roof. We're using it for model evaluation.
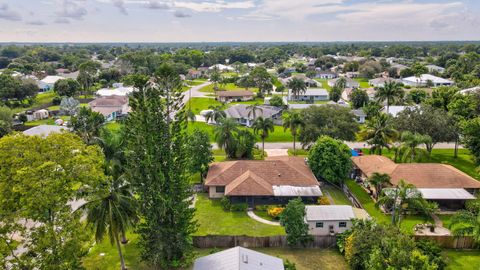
[89,96,128,107]
[352,155,480,189]
[216,90,254,97]
[205,157,318,196]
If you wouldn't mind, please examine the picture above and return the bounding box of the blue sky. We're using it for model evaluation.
[0,0,479,42]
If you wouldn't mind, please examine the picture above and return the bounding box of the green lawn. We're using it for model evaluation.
[354,78,370,88]
[362,148,480,180]
[194,193,285,236]
[229,97,264,106]
[199,83,258,93]
[188,97,222,114]
[443,250,480,270]
[24,116,70,126]
[345,179,431,233]
[255,248,348,270]
[253,209,278,222]
[185,80,206,86]
[313,78,332,90]
[438,214,454,229]
[322,185,352,206]
[12,92,58,113]
[288,148,309,157]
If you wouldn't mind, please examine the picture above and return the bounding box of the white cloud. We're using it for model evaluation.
[113,0,128,14]
[56,0,88,20]
[0,4,22,21]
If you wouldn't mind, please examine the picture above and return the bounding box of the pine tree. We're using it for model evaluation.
[124,65,196,268]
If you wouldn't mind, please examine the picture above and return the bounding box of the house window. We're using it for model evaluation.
[216,186,225,193]
[339,222,347,228]
[315,222,323,228]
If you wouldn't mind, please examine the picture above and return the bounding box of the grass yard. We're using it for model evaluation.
[24,116,70,126]
[322,185,352,206]
[199,83,258,93]
[185,80,206,86]
[443,250,480,270]
[255,248,348,270]
[313,78,332,90]
[188,97,222,114]
[194,193,285,236]
[345,179,431,233]
[354,78,370,88]
[362,148,480,180]
[12,92,58,113]
[229,97,264,105]
[287,148,309,157]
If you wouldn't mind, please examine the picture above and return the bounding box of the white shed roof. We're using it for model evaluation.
[272,185,322,197]
[305,205,356,221]
[418,188,476,200]
[193,247,284,270]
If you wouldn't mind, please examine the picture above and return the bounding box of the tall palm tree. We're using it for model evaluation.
[205,105,226,124]
[246,103,263,120]
[282,110,304,155]
[79,178,138,270]
[376,180,437,226]
[450,209,480,245]
[399,131,432,162]
[367,172,392,200]
[252,117,274,157]
[287,77,307,100]
[375,81,404,113]
[357,113,398,155]
[214,118,239,158]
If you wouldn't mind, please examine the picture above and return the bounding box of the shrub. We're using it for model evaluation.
[284,259,297,270]
[230,203,248,212]
[52,96,61,105]
[255,205,269,211]
[220,196,231,211]
[318,196,331,205]
[18,113,27,123]
[267,206,285,219]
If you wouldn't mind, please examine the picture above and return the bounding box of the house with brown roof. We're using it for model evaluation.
[216,90,254,103]
[351,155,480,209]
[204,157,322,205]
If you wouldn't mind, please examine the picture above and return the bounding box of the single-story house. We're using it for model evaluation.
[204,157,322,205]
[193,246,284,270]
[351,109,367,123]
[402,74,454,87]
[216,90,254,103]
[381,105,416,117]
[328,77,360,88]
[224,104,282,127]
[426,64,445,74]
[351,155,480,209]
[315,71,338,79]
[23,125,68,137]
[345,72,360,78]
[281,74,319,87]
[187,69,203,79]
[305,205,370,236]
[368,77,401,88]
[459,86,480,95]
[209,64,234,72]
[96,85,135,97]
[88,95,129,122]
[288,88,329,102]
[37,75,65,92]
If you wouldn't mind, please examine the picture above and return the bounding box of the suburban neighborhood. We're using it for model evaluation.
[1,1,480,270]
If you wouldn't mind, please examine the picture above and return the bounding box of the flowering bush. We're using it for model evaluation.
[267,207,284,219]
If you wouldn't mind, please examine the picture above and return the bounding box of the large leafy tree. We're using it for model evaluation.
[69,106,105,144]
[358,113,398,155]
[186,129,213,181]
[287,77,307,100]
[375,81,404,113]
[461,117,480,167]
[0,133,105,269]
[252,116,274,157]
[78,60,101,97]
[0,106,12,138]
[282,110,304,155]
[235,129,256,159]
[349,88,369,109]
[250,67,273,96]
[54,78,81,97]
[279,198,312,247]
[308,136,352,186]
[299,105,359,146]
[124,66,196,268]
[393,105,455,153]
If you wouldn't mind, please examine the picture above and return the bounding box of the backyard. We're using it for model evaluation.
[443,250,480,270]
[199,82,258,93]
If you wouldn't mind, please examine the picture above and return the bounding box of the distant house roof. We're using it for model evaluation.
[282,74,318,86]
[369,77,400,86]
[402,74,453,85]
[224,104,281,120]
[351,155,480,189]
[193,246,284,270]
[328,77,359,87]
[205,157,320,197]
[96,86,135,97]
[459,86,480,95]
[418,188,476,200]
[300,88,328,96]
[89,96,128,107]
[40,75,64,84]
[381,105,416,117]
[23,125,67,137]
[216,90,254,97]
[306,205,364,221]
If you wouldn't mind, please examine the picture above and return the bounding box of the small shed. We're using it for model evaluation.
[33,109,49,120]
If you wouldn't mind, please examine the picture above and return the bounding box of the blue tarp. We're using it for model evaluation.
[351,149,359,156]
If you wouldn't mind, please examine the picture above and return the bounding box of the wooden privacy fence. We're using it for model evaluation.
[193,235,337,249]
[414,235,476,249]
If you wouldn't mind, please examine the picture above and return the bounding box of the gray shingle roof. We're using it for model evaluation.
[224,104,281,120]
[193,247,284,270]
[305,205,356,221]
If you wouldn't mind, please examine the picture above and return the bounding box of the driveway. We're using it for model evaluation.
[182,81,212,106]
[211,142,461,150]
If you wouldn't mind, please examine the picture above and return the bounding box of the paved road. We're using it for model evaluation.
[182,81,212,106]
[212,142,462,150]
